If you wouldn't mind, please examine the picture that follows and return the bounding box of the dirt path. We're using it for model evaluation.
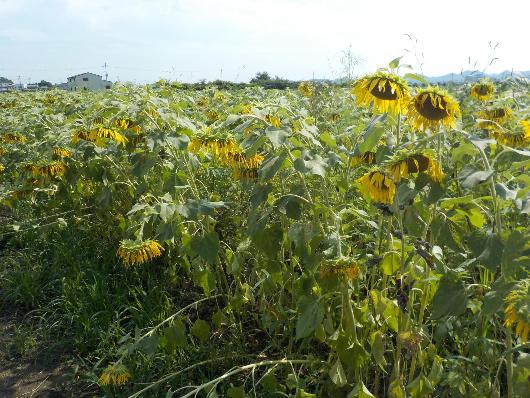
[0,313,71,398]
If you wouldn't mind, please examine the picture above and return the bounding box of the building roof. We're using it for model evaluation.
[67,72,103,79]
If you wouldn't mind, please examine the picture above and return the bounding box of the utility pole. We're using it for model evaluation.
[102,62,109,80]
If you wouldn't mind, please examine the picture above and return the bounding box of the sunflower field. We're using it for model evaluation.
[1,61,530,397]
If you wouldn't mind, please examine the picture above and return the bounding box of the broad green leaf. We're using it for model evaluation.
[296,295,323,339]
[190,319,210,343]
[190,231,220,264]
[265,127,291,148]
[432,276,468,319]
[329,358,348,387]
[259,151,287,181]
[381,251,401,275]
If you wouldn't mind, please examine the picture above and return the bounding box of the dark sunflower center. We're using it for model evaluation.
[406,155,430,173]
[370,80,399,100]
[491,108,507,119]
[475,85,491,96]
[415,95,449,121]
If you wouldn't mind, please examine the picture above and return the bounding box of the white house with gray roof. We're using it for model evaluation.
[66,72,112,91]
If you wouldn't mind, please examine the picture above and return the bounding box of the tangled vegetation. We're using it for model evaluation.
[1,60,529,397]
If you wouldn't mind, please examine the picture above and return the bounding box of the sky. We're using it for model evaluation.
[1,0,530,84]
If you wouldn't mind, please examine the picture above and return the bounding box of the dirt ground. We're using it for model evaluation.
[0,313,71,398]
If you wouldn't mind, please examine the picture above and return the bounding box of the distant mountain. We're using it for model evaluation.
[423,70,530,84]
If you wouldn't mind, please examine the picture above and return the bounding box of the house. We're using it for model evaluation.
[26,83,39,91]
[66,72,112,91]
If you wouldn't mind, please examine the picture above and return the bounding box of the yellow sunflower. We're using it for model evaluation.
[240,104,253,115]
[298,81,314,97]
[116,240,164,267]
[0,164,5,173]
[356,169,396,204]
[470,79,495,101]
[99,363,131,386]
[407,87,461,132]
[352,71,410,115]
[189,133,240,164]
[0,134,27,144]
[265,113,281,128]
[27,162,66,178]
[504,279,530,342]
[213,91,225,101]
[351,152,377,167]
[53,147,72,158]
[386,152,443,182]
[490,123,530,148]
[230,153,264,181]
[115,118,141,133]
[319,257,362,281]
[477,107,513,129]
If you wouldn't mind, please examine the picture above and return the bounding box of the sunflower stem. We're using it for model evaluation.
[506,328,514,398]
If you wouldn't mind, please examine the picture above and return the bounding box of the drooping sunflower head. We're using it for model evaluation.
[240,104,253,115]
[116,239,164,267]
[189,131,240,164]
[298,81,314,97]
[230,153,264,181]
[407,86,461,132]
[386,151,443,183]
[53,147,72,158]
[319,257,362,281]
[353,71,410,115]
[477,106,513,129]
[99,363,131,386]
[213,91,226,101]
[504,279,530,342]
[27,162,67,179]
[265,113,282,128]
[470,79,495,101]
[351,151,377,167]
[356,168,396,204]
[0,134,27,144]
[490,121,530,148]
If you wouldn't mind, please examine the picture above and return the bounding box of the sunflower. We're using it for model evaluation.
[351,152,377,167]
[490,123,530,148]
[205,110,220,121]
[189,133,240,164]
[145,108,160,118]
[53,147,72,158]
[357,169,396,204]
[116,240,164,266]
[91,116,106,126]
[265,113,282,128]
[470,79,495,101]
[99,363,131,386]
[0,164,5,173]
[407,87,461,132]
[386,152,443,182]
[328,112,340,123]
[0,134,27,144]
[115,118,141,133]
[196,98,209,107]
[477,107,513,129]
[353,71,410,115]
[298,81,313,97]
[213,91,225,101]
[73,127,127,147]
[230,153,264,181]
[319,257,362,281]
[240,104,253,115]
[504,279,530,342]
[28,162,66,178]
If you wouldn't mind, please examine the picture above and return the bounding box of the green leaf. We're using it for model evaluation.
[292,389,316,398]
[404,73,428,85]
[226,385,246,398]
[432,276,468,319]
[190,231,220,264]
[370,331,387,368]
[482,277,514,316]
[501,230,530,279]
[459,168,494,189]
[165,134,189,150]
[293,150,327,177]
[358,114,386,153]
[190,319,210,343]
[329,358,348,387]
[348,382,376,398]
[265,127,291,149]
[296,295,323,339]
[259,151,287,181]
[388,56,403,69]
[161,320,187,351]
[381,251,401,275]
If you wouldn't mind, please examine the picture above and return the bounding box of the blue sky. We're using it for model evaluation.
[1,0,529,84]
